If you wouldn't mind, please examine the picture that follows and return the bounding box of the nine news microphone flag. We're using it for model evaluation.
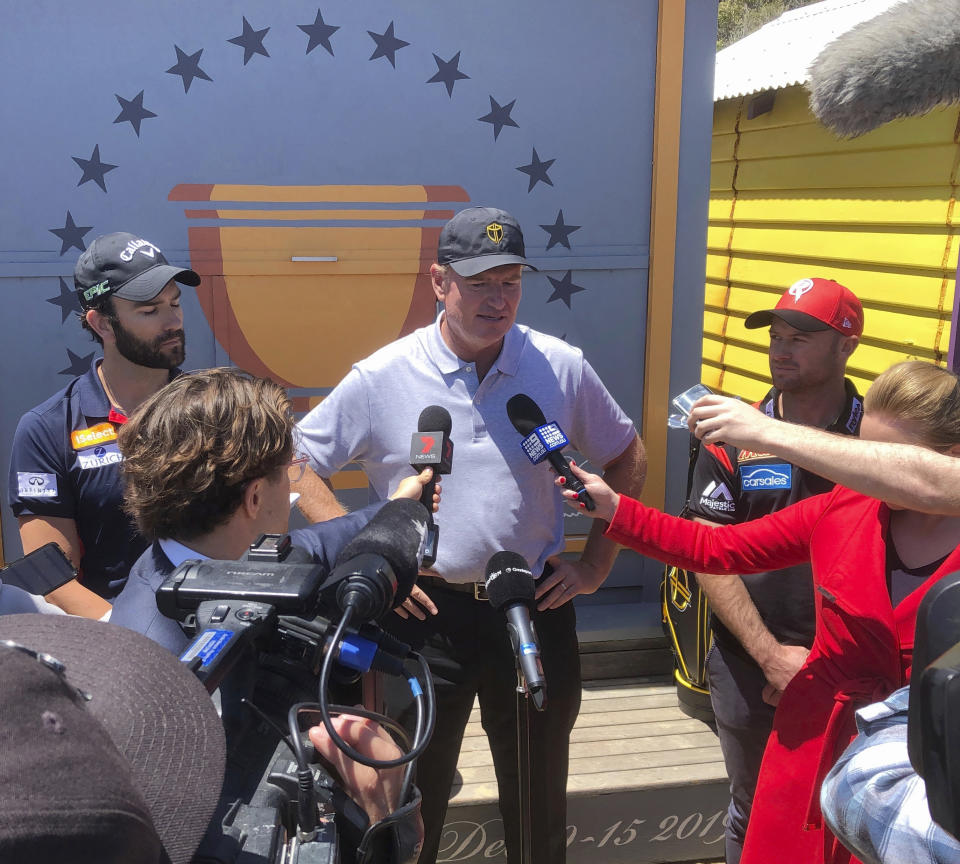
[661,432,715,724]
[505,393,595,510]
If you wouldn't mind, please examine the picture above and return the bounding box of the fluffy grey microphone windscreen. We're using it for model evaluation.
[808,0,960,138]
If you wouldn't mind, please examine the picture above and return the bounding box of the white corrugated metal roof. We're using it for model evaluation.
[714,0,908,101]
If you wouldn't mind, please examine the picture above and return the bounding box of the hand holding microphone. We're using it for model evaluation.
[506,393,595,511]
[555,460,620,523]
[409,406,454,568]
[409,406,453,512]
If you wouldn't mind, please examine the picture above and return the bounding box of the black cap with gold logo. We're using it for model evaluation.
[437,206,537,276]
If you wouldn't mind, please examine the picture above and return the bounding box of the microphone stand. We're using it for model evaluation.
[515,664,534,864]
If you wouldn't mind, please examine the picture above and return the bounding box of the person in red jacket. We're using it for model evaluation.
[551,360,960,864]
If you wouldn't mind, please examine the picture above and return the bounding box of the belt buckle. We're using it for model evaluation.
[473,582,488,601]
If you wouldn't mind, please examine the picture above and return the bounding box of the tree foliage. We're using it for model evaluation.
[717,0,821,49]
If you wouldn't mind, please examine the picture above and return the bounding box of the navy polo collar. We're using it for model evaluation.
[75,357,182,423]
[76,357,111,421]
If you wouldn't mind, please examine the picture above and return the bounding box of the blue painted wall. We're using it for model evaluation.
[1,0,716,637]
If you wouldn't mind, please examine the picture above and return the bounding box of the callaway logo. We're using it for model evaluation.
[788,278,814,303]
[119,238,160,262]
[82,280,110,302]
[699,480,736,513]
[486,222,503,244]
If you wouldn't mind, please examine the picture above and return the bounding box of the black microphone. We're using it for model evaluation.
[330,498,430,621]
[484,551,546,711]
[506,393,595,511]
[409,405,453,566]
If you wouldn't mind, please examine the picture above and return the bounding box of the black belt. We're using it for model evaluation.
[419,574,488,601]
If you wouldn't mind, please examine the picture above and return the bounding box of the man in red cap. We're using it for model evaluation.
[684,277,863,864]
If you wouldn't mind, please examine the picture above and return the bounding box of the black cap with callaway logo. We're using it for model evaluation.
[437,206,537,277]
[75,231,201,310]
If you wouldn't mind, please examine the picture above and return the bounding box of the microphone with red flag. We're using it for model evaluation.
[409,405,453,566]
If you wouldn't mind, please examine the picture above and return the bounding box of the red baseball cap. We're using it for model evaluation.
[745,277,863,337]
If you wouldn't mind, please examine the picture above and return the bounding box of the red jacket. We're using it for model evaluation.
[606,486,960,864]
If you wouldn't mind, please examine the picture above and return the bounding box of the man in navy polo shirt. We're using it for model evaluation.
[7,232,199,618]
[685,277,864,864]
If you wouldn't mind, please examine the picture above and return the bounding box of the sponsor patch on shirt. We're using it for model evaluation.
[698,480,736,513]
[845,397,863,433]
[740,463,792,491]
[17,472,58,498]
[737,449,774,463]
[77,442,123,470]
[71,422,118,450]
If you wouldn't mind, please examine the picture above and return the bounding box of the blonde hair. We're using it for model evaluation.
[864,360,960,450]
[119,367,293,540]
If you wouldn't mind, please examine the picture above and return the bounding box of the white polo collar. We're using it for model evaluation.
[423,311,524,377]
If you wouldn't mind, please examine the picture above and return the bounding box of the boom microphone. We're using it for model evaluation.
[506,393,595,511]
[808,0,960,138]
[485,551,546,711]
[330,498,430,621]
[409,405,453,565]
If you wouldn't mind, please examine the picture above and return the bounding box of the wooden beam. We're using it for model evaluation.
[642,0,687,509]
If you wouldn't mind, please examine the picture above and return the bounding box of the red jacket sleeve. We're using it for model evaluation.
[604,490,838,574]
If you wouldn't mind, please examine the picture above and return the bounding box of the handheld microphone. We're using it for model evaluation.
[484,551,546,711]
[409,405,453,565]
[330,498,430,621]
[506,393,595,511]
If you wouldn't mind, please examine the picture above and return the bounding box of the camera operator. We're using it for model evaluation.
[109,367,436,655]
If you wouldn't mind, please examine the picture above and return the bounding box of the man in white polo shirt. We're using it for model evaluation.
[296,206,646,864]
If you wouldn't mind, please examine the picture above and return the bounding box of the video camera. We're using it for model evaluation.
[909,568,960,841]
[160,499,434,864]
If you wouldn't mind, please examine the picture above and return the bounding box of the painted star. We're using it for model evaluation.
[228,17,270,65]
[517,148,555,192]
[71,144,117,193]
[47,277,82,324]
[49,212,92,256]
[546,271,586,309]
[299,10,339,56]
[427,51,469,97]
[540,209,581,251]
[59,349,96,378]
[367,22,409,67]
[165,45,212,92]
[113,90,157,137]
[478,96,519,140]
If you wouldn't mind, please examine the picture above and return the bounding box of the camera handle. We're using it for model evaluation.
[180,600,278,694]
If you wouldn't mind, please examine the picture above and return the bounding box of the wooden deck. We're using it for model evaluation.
[439,676,729,863]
